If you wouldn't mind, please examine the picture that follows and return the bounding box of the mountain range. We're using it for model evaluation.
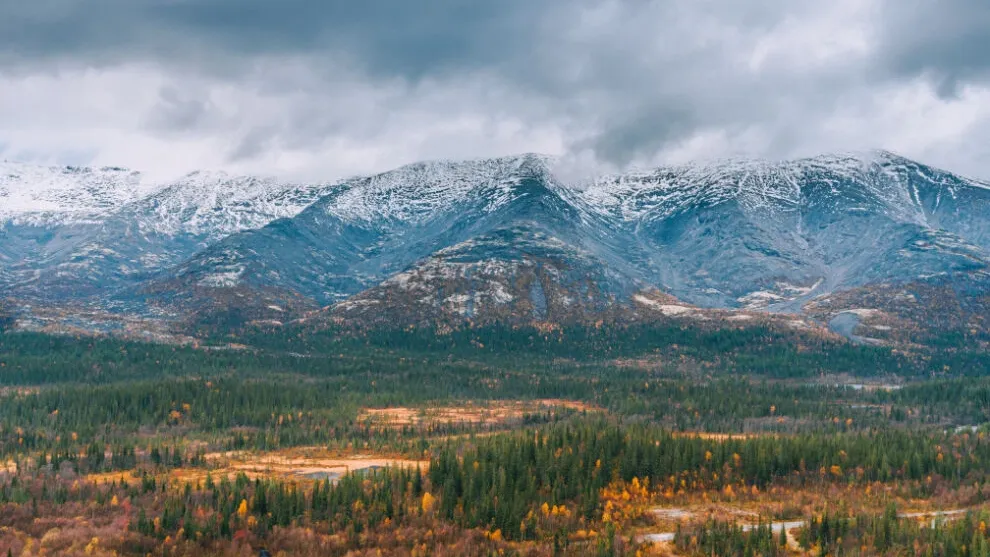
[1,151,988,343]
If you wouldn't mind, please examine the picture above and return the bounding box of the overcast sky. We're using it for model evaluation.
[1,0,988,181]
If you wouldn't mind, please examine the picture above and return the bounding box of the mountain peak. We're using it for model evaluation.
[325,153,558,224]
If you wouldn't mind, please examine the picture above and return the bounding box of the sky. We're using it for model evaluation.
[1,0,989,181]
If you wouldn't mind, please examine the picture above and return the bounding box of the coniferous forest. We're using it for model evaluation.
[1,324,989,555]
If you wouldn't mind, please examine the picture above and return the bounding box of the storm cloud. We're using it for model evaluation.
[0,0,988,180]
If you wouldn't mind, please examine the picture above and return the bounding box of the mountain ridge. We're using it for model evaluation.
[5,150,989,227]
[2,150,988,341]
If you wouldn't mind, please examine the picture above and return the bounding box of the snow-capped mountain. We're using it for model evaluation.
[586,150,990,249]
[129,171,344,239]
[2,151,988,337]
[0,162,150,225]
[0,162,341,299]
[147,154,618,312]
[578,150,990,309]
[0,162,341,233]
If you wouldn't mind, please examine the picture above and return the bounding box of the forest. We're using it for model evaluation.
[0,325,989,555]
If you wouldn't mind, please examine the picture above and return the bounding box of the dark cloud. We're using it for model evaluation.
[877,0,990,95]
[1,0,989,177]
[145,86,214,133]
[228,125,276,162]
[0,0,545,78]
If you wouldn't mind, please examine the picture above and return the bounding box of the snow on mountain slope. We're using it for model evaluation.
[324,154,556,223]
[128,171,342,239]
[0,162,150,225]
[16,150,978,238]
[0,162,340,234]
[2,150,988,337]
[141,154,590,310]
[138,150,987,330]
[569,150,990,310]
[0,162,342,300]
[582,150,989,226]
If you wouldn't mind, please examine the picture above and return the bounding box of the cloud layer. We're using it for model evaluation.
[1,0,988,180]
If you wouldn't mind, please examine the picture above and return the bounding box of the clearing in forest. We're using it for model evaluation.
[357,399,601,428]
[182,446,428,483]
[669,432,770,441]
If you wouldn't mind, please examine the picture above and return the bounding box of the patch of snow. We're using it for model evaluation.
[443,294,472,315]
[775,278,823,295]
[385,271,416,290]
[198,268,244,288]
[726,314,754,321]
[738,291,785,308]
[334,299,380,311]
[633,295,693,316]
[488,282,514,304]
[844,308,878,318]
